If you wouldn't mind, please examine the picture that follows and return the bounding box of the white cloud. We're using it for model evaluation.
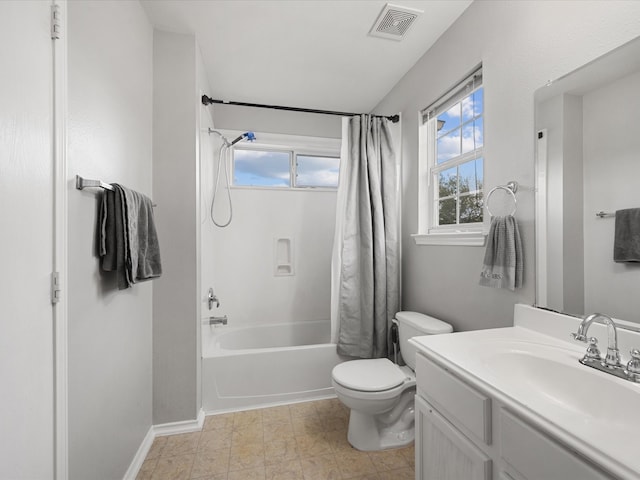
[437,131,461,162]
[297,169,339,186]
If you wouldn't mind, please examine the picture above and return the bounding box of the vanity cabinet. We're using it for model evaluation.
[415,352,614,480]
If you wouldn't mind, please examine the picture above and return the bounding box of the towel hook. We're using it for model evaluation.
[486,181,518,217]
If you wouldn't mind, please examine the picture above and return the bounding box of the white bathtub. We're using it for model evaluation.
[202,320,346,413]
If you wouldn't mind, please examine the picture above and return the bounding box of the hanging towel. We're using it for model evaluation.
[98,186,129,289]
[98,184,161,289]
[479,215,523,291]
[614,208,640,262]
[99,188,116,268]
[129,189,162,281]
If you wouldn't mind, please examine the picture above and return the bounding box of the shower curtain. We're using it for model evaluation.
[331,114,400,359]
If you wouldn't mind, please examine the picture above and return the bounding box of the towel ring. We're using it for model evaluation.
[486,181,518,217]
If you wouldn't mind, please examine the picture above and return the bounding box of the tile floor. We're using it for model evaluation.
[137,398,414,480]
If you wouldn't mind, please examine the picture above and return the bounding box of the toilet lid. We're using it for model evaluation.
[332,358,406,392]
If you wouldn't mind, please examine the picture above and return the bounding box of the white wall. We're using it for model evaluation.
[200,113,216,318]
[195,48,212,419]
[209,188,337,326]
[212,104,342,138]
[67,1,153,478]
[152,30,200,424]
[374,0,640,331]
[583,70,640,322]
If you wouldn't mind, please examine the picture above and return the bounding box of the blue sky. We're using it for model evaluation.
[436,88,484,164]
[234,149,290,187]
[234,149,339,188]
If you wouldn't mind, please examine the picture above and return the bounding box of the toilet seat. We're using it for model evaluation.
[332,358,407,392]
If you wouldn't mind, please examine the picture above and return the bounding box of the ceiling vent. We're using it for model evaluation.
[369,3,422,41]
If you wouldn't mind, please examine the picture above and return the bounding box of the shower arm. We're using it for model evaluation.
[207,128,255,147]
[207,128,231,147]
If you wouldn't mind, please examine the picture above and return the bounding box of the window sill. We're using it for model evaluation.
[411,231,486,247]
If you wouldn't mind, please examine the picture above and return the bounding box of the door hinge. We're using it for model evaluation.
[51,272,61,305]
[51,4,61,40]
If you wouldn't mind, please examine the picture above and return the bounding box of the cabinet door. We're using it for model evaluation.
[416,395,492,480]
[500,409,612,480]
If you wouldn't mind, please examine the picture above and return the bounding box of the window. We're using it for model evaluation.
[415,67,485,246]
[230,133,340,190]
[295,155,340,188]
[234,149,291,187]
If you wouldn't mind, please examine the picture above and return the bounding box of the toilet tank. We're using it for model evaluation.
[395,311,453,369]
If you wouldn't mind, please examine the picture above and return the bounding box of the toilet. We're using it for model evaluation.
[331,311,453,451]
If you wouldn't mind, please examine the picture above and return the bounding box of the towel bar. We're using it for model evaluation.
[75,175,156,207]
[596,211,615,218]
[75,175,114,191]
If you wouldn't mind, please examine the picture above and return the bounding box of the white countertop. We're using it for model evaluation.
[410,305,640,480]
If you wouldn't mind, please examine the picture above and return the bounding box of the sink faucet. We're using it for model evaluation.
[572,313,621,367]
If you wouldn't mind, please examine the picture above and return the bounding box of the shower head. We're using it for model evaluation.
[230,131,256,146]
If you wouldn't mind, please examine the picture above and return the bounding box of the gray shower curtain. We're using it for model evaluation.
[335,114,399,359]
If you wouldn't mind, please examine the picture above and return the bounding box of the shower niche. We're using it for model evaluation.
[274,237,294,276]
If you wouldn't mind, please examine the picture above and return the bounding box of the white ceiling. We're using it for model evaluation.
[141,0,472,114]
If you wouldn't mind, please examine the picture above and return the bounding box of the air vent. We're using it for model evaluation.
[369,3,422,41]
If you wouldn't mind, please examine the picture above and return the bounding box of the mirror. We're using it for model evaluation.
[534,35,640,323]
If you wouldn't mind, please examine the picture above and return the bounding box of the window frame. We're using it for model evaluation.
[226,131,341,191]
[414,66,487,246]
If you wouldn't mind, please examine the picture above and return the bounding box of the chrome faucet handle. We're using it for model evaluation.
[605,346,622,368]
[584,337,602,360]
[626,349,640,382]
[207,288,220,309]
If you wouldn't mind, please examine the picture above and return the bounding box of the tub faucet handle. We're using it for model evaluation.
[207,288,220,309]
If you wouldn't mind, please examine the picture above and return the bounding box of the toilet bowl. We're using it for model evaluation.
[331,311,452,451]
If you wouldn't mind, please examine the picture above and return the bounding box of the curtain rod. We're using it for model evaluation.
[201,95,399,123]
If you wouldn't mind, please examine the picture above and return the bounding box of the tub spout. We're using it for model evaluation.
[206,315,227,326]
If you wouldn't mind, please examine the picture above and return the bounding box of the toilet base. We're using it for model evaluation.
[346,408,415,451]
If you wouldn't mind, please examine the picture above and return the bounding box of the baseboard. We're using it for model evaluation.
[122,426,154,480]
[202,393,338,416]
[123,409,205,480]
[153,408,205,437]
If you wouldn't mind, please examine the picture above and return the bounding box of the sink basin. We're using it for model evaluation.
[479,346,639,429]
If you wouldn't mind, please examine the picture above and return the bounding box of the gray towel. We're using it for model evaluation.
[98,184,161,289]
[114,184,133,289]
[117,184,162,286]
[98,185,131,289]
[130,190,161,281]
[614,208,640,262]
[479,215,523,291]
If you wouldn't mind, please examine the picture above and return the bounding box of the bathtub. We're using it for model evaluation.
[202,320,346,413]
